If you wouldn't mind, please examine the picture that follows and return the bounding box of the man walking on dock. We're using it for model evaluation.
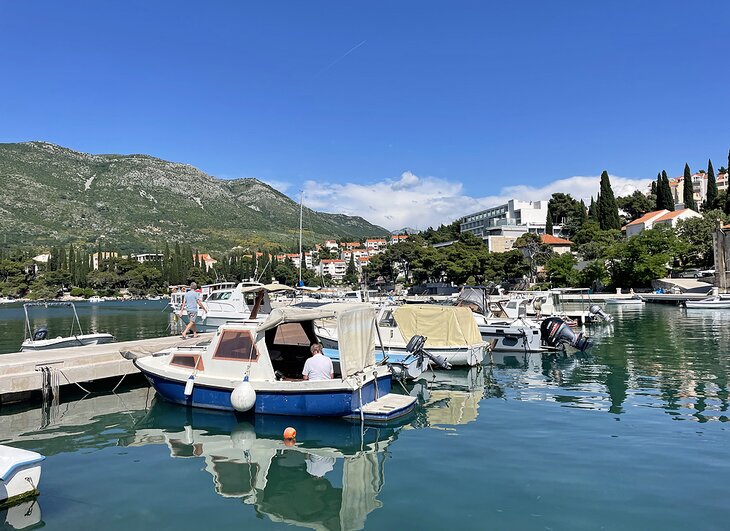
[180,282,206,339]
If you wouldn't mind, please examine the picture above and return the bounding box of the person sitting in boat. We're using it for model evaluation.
[302,342,333,381]
[180,282,207,339]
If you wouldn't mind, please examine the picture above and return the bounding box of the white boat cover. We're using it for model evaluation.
[337,306,377,377]
[240,283,296,294]
[393,305,483,347]
[257,305,377,377]
[0,445,44,481]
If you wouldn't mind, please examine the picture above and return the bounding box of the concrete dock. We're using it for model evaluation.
[0,333,214,406]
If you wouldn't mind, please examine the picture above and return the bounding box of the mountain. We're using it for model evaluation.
[0,142,388,252]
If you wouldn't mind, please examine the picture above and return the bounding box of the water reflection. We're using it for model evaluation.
[409,367,490,428]
[0,498,41,530]
[121,401,395,531]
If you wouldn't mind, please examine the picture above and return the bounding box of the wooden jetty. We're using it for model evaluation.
[0,333,214,406]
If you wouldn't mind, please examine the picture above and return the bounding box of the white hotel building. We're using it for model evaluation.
[460,199,559,252]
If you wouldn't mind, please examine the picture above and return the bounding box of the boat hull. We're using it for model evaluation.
[140,369,407,420]
[477,324,544,353]
[319,337,482,366]
[685,301,730,309]
[0,447,44,506]
[20,333,116,351]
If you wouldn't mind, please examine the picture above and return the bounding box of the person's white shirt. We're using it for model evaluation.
[302,354,333,381]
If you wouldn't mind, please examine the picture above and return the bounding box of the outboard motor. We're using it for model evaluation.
[32,327,48,341]
[406,334,452,370]
[540,317,591,352]
[589,304,613,322]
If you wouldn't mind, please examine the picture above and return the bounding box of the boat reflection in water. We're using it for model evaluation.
[408,366,490,428]
[120,399,400,531]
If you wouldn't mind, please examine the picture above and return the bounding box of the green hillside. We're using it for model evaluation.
[0,142,388,252]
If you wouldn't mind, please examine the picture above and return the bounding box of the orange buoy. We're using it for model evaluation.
[283,427,297,440]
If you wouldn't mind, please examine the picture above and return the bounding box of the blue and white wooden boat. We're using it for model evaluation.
[131,305,416,421]
[0,445,44,506]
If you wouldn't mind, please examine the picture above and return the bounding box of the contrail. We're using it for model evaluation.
[317,39,367,76]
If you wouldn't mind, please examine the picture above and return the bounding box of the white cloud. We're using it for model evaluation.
[301,171,652,231]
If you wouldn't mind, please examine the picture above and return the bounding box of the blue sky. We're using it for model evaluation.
[2,1,729,229]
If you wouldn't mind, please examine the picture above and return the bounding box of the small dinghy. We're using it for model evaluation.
[685,296,730,309]
[20,302,115,351]
[0,445,44,506]
[605,296,644,305]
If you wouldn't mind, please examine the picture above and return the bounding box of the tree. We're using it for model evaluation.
[650,180,657,196]
[589,196,599,222]
[660,171,675,211]
[544,253,578,287]
[605,225,684,288]
[597,171,621,230]
[683,163,696,210]
[706,159,718,211]
[343,254,359,286]
[676,209,728,268]
[616,190,655,222]
[545,205,554,235]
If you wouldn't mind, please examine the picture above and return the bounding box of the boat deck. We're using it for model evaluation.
[349,393,416,422]
[0,333,214,406]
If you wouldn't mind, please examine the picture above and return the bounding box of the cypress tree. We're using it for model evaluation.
[661,171,675,211]
[545,205,554,235]
[707,159,718,211]
[597,171,621,230]
[578,199,588,224]
[589,195,600,222]
[683,163,696,210]
[655,173,665,210]
[650,180,657,196]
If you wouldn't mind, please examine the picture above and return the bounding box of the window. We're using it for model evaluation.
[213,330,259,362]
[171,354,204,370]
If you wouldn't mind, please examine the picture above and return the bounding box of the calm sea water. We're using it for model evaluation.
[1,304,730,530]
[0,299,177,354]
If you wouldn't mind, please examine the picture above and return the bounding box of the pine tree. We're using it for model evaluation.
[706,159,718,211]
[597,171,621,230]
[683,163,696,210]
[545,205,554,235]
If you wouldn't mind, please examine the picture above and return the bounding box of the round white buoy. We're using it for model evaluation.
[230,378,256,412]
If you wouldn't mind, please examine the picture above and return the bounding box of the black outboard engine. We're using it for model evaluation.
[406,334,452,370]
[540,317,591,351]
[589,304,613,322]
[33,327,48,341]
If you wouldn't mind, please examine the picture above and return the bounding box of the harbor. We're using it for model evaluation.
[2,303,730,529]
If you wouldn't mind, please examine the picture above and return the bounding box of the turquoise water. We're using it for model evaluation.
[1,304,730,530]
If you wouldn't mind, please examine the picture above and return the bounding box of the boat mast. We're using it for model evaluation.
[298,190,303,286]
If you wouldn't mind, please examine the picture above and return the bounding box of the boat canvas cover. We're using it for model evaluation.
[455,286,489,315]
[257,305,376,377]
[240,283,295,294]
[393,304,482,347]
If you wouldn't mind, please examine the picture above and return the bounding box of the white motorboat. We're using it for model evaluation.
[87,296,104,303]
[0,445,44,506]
[605,296,644,305]
[20,302,116,352]
[685,296,730,309]
[456,287,545,353]
[126,304,416,421]
[316,304,486,367]
[178,282,295,332]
